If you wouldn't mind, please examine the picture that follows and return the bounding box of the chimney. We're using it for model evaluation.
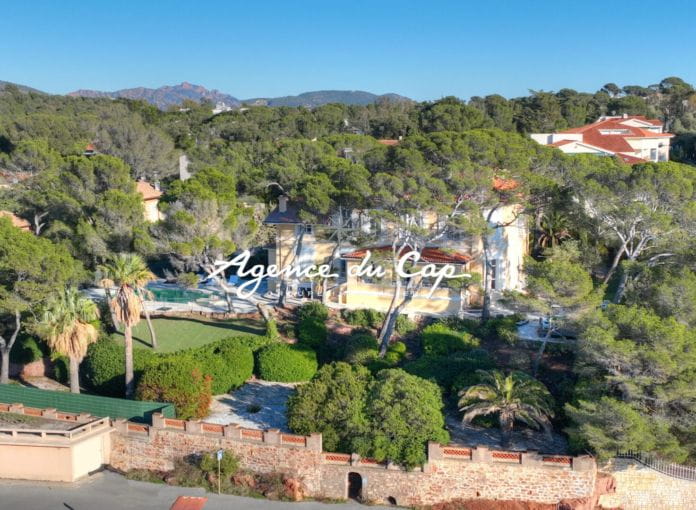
[278,195,288,213]
[623,113,628,119]
[154,181,160,191]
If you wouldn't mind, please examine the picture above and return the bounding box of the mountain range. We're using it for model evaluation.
[66,82,411,109]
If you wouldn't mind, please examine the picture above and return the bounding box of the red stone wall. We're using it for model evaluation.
[109,415,596,506]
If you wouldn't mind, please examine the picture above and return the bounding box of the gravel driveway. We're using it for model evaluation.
[206,380,296,431]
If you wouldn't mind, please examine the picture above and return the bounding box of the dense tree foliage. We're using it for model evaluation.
[287,363,449,468]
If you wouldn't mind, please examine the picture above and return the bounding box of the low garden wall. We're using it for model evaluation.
[110,413,597,506]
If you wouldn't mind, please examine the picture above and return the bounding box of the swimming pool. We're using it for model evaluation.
[147,287,213,303]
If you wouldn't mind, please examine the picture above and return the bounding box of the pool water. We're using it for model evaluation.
[148,287,212,303]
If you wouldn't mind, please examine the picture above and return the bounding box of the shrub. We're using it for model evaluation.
[52,355,69,384]
[10,335,46,364]
[136,357,212,420]
[421,323,479,356]
[199,449,240,477]
[83,335,264,397]
[82,338,158,396]
[403,350,495,395]
[287,363,450,469]
[357,369,450,469]
[297,302,329,349]
[297,302,329,322]
[395,315,416,334]
[343,333,379,365]
[287,362,372,452]
[297,317,327,349]
[478,314,521,344]
[388,341,407,355]
[257,343,318,382]
[195,342,254,394]
[265,319,279,341]
[343,308,384,329]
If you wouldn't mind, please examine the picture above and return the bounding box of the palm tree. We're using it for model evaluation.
[99,253,155,398]
[536,211,571,251]
[37,288,100,393]
[458,370,554,447]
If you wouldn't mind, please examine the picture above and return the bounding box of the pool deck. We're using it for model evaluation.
[82,283,274,315]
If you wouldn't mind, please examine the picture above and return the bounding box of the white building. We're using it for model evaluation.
[531,115,674,164]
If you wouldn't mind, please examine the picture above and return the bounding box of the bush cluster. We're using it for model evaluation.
[9,335,47,364]
[403,349,495,396]
[83,335,260,397]
[136,357,212,420]
[296,302,328,349]
[287,363,449,468]
[194,342,254,394]
[421,322,480,356]
[257,343,318,382]
[342,308,415,334]
[340,333,407,373]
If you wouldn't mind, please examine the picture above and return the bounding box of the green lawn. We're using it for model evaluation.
[112,317,265,353]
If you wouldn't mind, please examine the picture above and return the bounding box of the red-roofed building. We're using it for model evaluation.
[264,192,528,316]
[136,179,164,222]
[531,114,673,163]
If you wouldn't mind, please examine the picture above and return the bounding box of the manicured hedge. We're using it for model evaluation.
[136,357,212,420]
[82,339,158,397]
[195,342,254,394]
[256,343,318,382]
[83,335,265,397]
[421,322,480,356]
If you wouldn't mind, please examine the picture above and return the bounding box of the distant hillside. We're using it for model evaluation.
[68,82,240,110]
[0,80,46,94]
[67,83,411,109]
[243,90,412,107]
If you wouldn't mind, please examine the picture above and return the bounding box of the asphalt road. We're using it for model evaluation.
[0,471,377,510]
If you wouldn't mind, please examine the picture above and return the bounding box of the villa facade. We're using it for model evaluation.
[530,114,673,164]
[264,195,528,317]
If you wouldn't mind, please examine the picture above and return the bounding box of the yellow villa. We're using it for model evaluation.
[264,191,529,318]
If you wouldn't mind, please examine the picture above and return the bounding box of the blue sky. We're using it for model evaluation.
[2,0,695,101]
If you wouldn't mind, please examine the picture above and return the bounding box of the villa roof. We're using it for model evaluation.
[377,139,400,146]
[136,180,162,201]
[492,176,520,191]
[343,245,471,265]
[0,210,31,231]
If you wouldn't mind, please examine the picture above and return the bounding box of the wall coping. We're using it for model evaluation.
[119,412,595,473]
[3,404,595,474]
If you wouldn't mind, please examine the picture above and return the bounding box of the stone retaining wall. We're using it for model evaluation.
[109,414,596,506]
[599,458,696,510]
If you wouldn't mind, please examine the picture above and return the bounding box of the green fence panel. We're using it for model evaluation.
[0,385,175,423]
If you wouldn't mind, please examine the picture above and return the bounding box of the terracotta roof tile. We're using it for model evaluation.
[136,180,162,201]
[376,139,400,146]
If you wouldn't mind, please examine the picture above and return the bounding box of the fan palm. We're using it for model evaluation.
[537,211,571,250]
[37,288,100,393]
[99,253,155,397]
[458,370,554,447]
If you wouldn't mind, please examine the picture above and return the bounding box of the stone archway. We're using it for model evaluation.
[347,472,363,501]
